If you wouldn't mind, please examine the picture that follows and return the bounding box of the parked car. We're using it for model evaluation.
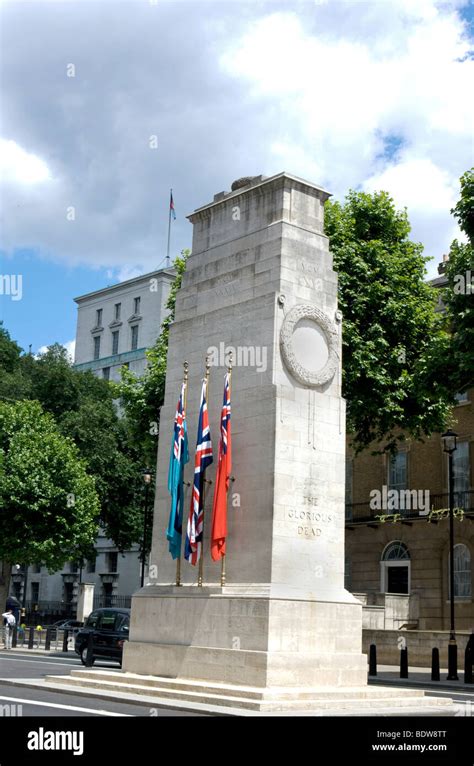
[74,608,130,666]
[52,619,83,630]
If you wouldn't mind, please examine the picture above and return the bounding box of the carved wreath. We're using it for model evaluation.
[280,304,339,387]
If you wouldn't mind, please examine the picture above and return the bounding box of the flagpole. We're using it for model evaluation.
[221,352,232,587]
[198,356,211,587]
[166,188,172,267]
[175,360,188,587]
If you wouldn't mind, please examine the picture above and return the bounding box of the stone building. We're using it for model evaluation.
[345,260,473,631]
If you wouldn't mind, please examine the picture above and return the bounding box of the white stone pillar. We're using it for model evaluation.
[76,582,94,623]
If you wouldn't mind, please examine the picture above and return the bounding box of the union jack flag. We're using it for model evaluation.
[185,380,213,565]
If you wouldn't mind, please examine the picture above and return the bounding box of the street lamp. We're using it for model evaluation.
[442,428,458,681]
[140,468,153,588]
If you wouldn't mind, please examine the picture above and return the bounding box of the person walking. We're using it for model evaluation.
[2,609,16,650]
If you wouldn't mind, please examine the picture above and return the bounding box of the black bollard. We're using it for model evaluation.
[431,647,440,681]
[447,641,459,681]
[85,631,94,667]
[45,628,52,652]
[11,626,17,649]
[464,645,473,684]
[400,646,408,678]
[369,644,377,676]
[28,626,34,650]
[62,629,69,653]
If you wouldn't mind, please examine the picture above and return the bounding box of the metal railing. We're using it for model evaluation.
[346,490,474,524]
[92,595,132,609]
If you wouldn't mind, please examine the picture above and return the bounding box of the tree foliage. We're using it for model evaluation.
[325,190,454,452]
[0,400,100,569]
[0,333,146,551]
[442,168,474,394]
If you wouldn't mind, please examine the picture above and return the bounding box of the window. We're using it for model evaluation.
[112,331,119,355]
[134,296,141,315]
[86,611,101,628]
[453,441,470,496]
[131,325,139,351]
[69,561,78,573]
[381,541,410,594]
[102,367,110,381]
[455,391,469,404]
[86,558,96,574]
[32,563,41,574]
[93,336,101,361]
[106,552,118,573]
[449,544,472,599]
[114,303,121,321]
[30,582,39,603]
[64,582,74,604]
[96,308,103,327]
[388,452,408,491]
[102,582,113,607]
[100,611,117,631]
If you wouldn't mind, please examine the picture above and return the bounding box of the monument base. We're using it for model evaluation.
[122,584,371,688]
[44,585,454,713]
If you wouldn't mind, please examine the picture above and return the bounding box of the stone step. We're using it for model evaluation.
[68,669,427,701]
[45,673,453,712]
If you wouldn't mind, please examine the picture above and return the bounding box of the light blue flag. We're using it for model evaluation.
[166,386,189,559]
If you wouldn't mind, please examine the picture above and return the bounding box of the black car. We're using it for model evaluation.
[74,608,130,666]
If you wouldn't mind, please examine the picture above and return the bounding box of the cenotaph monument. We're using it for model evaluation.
[46,172,447,714]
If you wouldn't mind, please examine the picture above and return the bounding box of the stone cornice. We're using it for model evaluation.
[186,171,331,223]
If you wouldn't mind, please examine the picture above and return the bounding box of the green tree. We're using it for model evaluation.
[0,400,100,605]
[324,190,454,452]
[117,250,189,464]
[0,323,32,401]
[442,168,474,393]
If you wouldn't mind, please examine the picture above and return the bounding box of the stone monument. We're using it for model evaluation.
[111,173,449,712]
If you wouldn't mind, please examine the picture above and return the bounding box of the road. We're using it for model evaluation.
[0,650,202,716]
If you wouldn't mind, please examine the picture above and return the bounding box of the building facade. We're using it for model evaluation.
[74,267,174,381]
[345,262,473,631]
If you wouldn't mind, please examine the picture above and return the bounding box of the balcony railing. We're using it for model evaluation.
[93,595,132,609]
[346,490,474,524]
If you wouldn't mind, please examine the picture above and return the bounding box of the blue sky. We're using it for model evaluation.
[1,0,473,357]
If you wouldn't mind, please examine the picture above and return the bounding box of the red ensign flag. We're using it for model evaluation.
[210,373,232,561]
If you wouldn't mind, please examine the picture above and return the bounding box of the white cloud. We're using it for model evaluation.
[219,1,473,270]
[1,0,472,277]
[36,339,76,361]
[0,139,52,184]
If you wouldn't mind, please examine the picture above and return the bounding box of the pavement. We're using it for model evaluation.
[1,648,473,716]
[370,663,474,692]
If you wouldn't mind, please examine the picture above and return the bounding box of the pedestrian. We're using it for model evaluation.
[2,609,16,650]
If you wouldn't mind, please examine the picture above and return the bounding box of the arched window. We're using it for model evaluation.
[380,541,410,594]
[449,544,472,599]
[382,541,410,561]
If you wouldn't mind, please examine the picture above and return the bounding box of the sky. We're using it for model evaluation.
[0,0,473,357]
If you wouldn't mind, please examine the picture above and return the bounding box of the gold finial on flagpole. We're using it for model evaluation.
[176,360,189,588]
